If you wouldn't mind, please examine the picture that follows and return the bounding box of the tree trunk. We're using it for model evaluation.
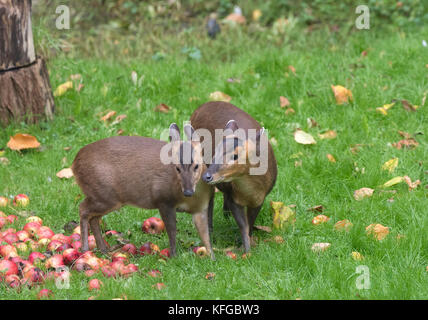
[0,0,55,126]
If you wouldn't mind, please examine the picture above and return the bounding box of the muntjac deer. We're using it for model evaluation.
[71,124,215,259]
[190,101,277,252]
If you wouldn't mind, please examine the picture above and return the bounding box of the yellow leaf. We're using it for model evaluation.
[382,158,398,173]
[252,9,262,21]
[271,201,296,229]
[294,130,316,145]
[382,176,404,188]
[54,81,73,97]
[318,130,337,139]
[366,223,389,240]
[7,134,41,151]
[331,85,353,105]
[209,91,232,102]
[312,215,330,225]
[376,102,395,115]
[351,251,364,261]
[353,187,374,200]
[56,168,74,179]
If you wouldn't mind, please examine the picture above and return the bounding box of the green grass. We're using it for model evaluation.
[1,25,428,300]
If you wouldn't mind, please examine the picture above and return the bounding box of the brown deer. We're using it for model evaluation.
[190,101,277,252]
[71,123,215,259]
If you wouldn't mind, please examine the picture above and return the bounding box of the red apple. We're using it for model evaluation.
[225,251,237,260]
[28,252,46,265]
[70,233,80,242]
[121,243,137,255]
[105,230,119,236]
[0,197,9,207]
[37,289,53,299]
[16,230,30,242]
[13,194,29,207]
[62,248,80,265]
[26,239,39,251]
[47,240,63,252]
[147,269,162,278]
[3,232,18,244]
[56,243,72,253]
[6,215,18,224]
[88,278,103,291]
[101,265,117,278]
[5,274,20,288]
[26,216,43,225]
[120,264,138,278]
[88,235,96,250]
[45,254,65,269]
[51,233,71,245]
[0,244,18,258]
[160,248,170,259]
[142,217,165,234]
[15,242,28,254]
[23,222,41,237]
[73,258,90,272]
[23,267,45,284]
[85,269,96,277]
[84,256,102,270]
[111,252,128,263]
[138,241,159,256]
[192,246,208,257]
[1,228,16,237]
[72,241,82,250]
[110,260,126,274]
[0,259,18,276]
[36,226,55,239]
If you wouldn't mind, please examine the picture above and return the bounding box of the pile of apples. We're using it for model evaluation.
[0,195,172,295]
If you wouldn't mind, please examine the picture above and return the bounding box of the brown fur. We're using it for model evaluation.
[72,134,214,259]
[190,101,277,251]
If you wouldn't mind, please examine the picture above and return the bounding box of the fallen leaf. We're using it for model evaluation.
[382,176,404,188]
[154,104,170,113]
[224,13,246,25]
[294,130,316,145]
[111,115,127,126]
[311,243,331,252]
[307,205,324,213]
[205,272,216,280]
[288,65,296,75]
[366,223,389,240]
[351,251,364,261]
[334,219,353,232]
[280,96,291,108]
[392,138,418,149]
[54,81,73,97]
[318,130,337,139]
[331,85,353,105]
[252,9,262,21]
[403,176,421,190]
[152,283,166,290]
[382,158,398,173]
[285,108,295,115]
[312,215,330,225]
[254,225,272,233]
[100,111,116,122]
[397,130,412,139]
[294,160,302,167]
[326,154,336,162]
[396,99,418,112]
[56,168,74,179]
[7,134,40,150]
[307,118,318,128]
[271,201,296,229]
[353,188,374,200]
[376,102,395,115]
[209,91,232,102]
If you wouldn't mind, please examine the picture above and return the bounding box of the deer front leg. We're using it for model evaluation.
[192,209,215,260]
[158,204,177,257]
[229,200,251,252]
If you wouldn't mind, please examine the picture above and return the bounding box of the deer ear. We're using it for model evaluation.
[169,123,180,142]
[224,119,239,132]
[184,123,198,141]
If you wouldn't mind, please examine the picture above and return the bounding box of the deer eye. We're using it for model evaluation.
[233,154,238,161]
[194,164,199,171]
[176,166,181,173]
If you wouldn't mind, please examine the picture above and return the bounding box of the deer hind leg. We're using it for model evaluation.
[229,200,251,253]
[247,205,262,236]
[89,216,108,253]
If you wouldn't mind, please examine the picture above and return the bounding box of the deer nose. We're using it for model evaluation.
[203,172,213,183]
[183,189,194,197]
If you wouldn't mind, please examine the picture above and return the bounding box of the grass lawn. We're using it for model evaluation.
[1,25,427,299]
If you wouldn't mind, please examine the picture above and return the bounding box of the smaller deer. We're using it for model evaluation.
[71,124,215,259]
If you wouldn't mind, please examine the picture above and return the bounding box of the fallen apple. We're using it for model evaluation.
[0,259,18,276]
[70,233,80,242]
[47,240,63,252]
[3,232,18,244]
[37,289,53,299]
[13,194,30,207]
[6,215,18,224]
[63,248,80,265]
[142,217,165,234]
[192,246,208,257]
[22,267,45,285]
[45,254,65,269]
[51,233,71,245]
[225,251,237,260]
[16,230,31,242]
[147,269,162,278]
[160,248,170,259]
[38,238,51,247]
[111,252,129,263]
[0,244,18,258]
[23,222,41,237]
[26,216,43,225]
[15,242,29,254]
[37,226,55,239]
[138,241,157,256]
[88,278,103,291]
[5,274,20,288]
[121,243,137,255]
[0,196,9,207]
[101,265,117,278]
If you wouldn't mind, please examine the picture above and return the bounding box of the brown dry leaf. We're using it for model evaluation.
[392,138,418,149]
[331,85,353,105]
[271,201,296,229]
[382,158,398,173]
[403,176,421,191]
[353,187,374,201]
[307,205,324,213]
[111,114,127,126]
[318,130,337,139]
[294,130,316,145]
[209,91,231,102]
[224,13,246,25]
[397,130,412,139]
[334,219,353,232]
[311,243,331,253]
[396,99,418,112]
[205,272,216,280]
[326,154,336,163]
[312,215,330,225]
[288,65,296,75]
[254,225,272,233]
[100,111,116,122]
[366,223,389,240]
[154,103,171,113]
[7,134,41,151]
[280,96,291,108]
[56,168,74,179]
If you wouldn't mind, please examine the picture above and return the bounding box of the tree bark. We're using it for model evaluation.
[0,0,55,126]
